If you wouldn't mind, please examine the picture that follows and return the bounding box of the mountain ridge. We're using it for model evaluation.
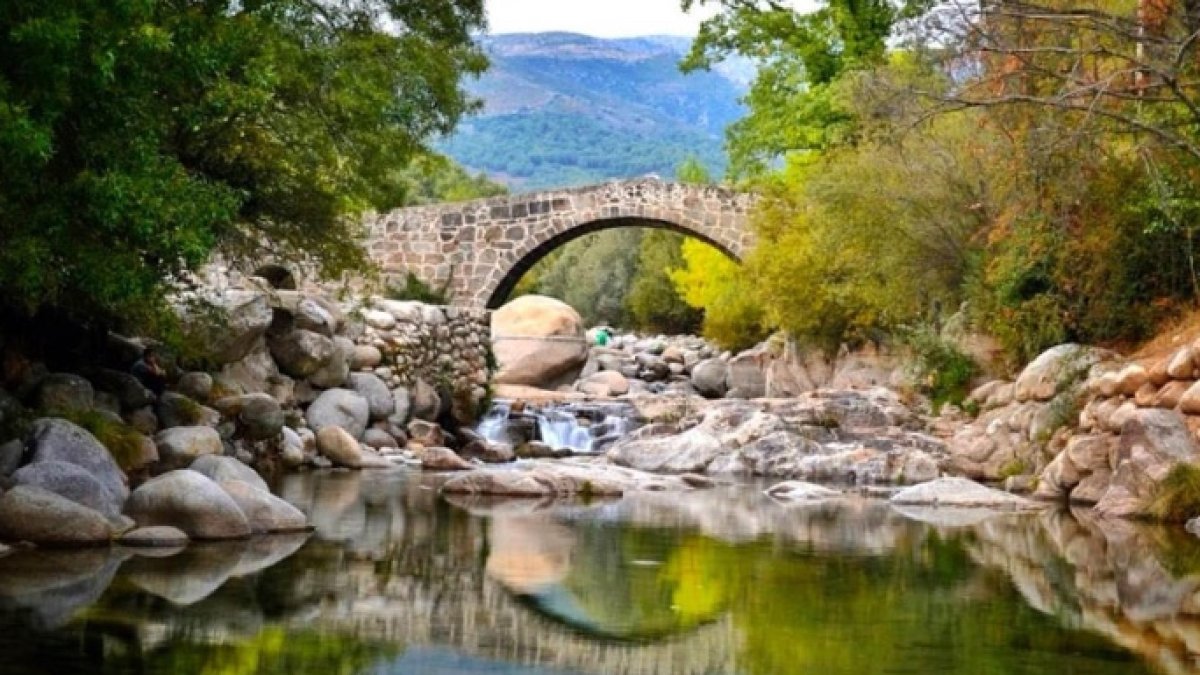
[440,32,749,190]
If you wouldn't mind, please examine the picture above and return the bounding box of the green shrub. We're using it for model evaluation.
[1147,464,1200,522]
[61,410,147,471]
[901,324,978,413]
[386,272,450,305]
[998,458,1030,479]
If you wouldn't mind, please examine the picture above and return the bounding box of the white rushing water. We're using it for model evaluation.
[475,400,636,454]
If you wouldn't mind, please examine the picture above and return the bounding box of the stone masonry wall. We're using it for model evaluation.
[356,300,491,419]
[366,178,756,308]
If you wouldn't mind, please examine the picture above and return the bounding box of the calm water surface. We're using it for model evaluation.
[0,468,1196,675]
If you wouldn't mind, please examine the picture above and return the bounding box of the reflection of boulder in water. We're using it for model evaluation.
[891,503,1026,529]
[126,542,247,605]
[486,516,574,594]
[233,533,310,577]
[487,513,729,641]
[0,549,125,629]
[125,534,309,606]
[968,507,1200,675]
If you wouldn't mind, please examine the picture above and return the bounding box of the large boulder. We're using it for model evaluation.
[11,461,123,519]
[725,351,767,399]
[607,425,724,473]
[0,439,22,477]
[1013,344,1111,402]
[176,372,214,403]
[409,378,442,422]
[185,291,274,365]
[765,481,843,502]
[390,386,413,426]
[215,343,281,395]
[123,470,250,540]
[0,486,114,546]
[212,393,283,440]
[691,359,729,398]
[1096,409,1200,518]
[156,392,220,429]
[492,295,589,388]
[305,388,369,439]
[154,426,223,470]
[25,419,128,510]
[577,371,630,397]
[308,336,353,389]
[89,369,155,411]
[34,374,94,414]
[294,297,337,337]
[119,526,189,548]
[891,477,1041,509]
[419,447,474,471]
[314,426,364,469]
[217,479,308,533]
[349,373,394,421]
[269,329,335,378]
[190,455,269,493]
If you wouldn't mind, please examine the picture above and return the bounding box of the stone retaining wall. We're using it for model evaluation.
[357,300,492,418]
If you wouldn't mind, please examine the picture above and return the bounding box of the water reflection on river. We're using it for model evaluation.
[0,468,1197,674]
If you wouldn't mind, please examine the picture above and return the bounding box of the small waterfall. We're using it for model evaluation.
[475,400,639,454]
[476,400,512,442]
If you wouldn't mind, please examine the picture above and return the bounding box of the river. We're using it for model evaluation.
[0,468,1193,674]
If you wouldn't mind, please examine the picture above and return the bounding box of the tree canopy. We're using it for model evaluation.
[0,0,486,332]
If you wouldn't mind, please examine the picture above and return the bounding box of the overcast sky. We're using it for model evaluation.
[486,0,724,38]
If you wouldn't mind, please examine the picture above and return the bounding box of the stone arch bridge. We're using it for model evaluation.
[366,178,756,308]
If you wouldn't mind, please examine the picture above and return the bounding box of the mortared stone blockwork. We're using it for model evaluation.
[366,178,755,308]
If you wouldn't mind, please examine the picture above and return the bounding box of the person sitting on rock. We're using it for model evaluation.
[131,346,167,397]
[594,327,611,347]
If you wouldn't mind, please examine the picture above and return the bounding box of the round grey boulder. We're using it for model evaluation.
[11,460,123,519]
[119,526,189,548]
[190,455,269,493]
[176,372,214,403]
[294,297,336,337]
[213,393,283,440]
[362,428,399,449]
[154,426,223,471]
[308,336,354,389]
[691,359,729,398]
[305,388,369,439]
[34,374,94,414]
[0,485,114,546]
[218,479,308,534]
[156,392,220,429]
[349,373,393,421]
[269,329,335,378]
[26,418,129,509]
[124,470,251,540]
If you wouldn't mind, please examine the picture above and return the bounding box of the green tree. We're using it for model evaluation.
[627,229,704,334]
[0,0,486,333]
[681,0,927,175]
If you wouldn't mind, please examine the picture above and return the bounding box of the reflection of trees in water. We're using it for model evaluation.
[0,471,1195,675]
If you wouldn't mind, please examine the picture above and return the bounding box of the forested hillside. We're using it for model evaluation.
[440,32,747,189]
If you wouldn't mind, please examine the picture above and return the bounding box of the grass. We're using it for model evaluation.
[1147,463,1200,522]
[172,393,212,425]
[386,272,450,305]
[998,457,1030,480]
[61,409,149,471]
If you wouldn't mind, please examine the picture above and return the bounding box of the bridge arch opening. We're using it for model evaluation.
[484,216,742,311]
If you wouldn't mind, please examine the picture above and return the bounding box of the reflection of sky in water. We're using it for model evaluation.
[378,646,585,675]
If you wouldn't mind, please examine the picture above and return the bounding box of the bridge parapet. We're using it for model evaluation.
[367,178,756,308]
